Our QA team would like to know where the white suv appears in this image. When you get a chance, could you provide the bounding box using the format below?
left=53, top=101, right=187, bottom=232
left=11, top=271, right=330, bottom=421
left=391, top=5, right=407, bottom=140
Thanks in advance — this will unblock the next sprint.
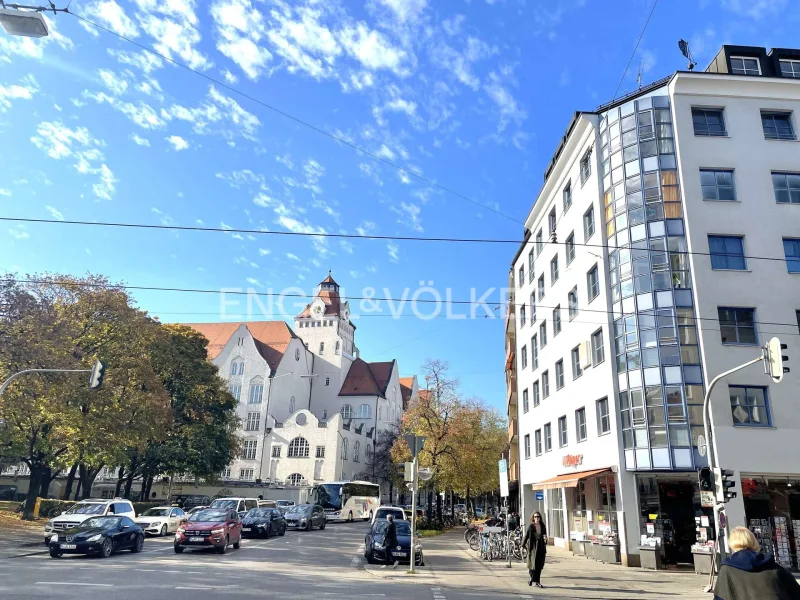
left=371, top=506, right=407, bottom=523
left=44, top=499, right=136, bottom=543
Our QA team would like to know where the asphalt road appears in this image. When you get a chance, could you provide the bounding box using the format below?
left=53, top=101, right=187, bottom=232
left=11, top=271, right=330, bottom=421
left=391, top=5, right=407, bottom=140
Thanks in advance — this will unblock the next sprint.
left=0, top=521, right=440, bottom=600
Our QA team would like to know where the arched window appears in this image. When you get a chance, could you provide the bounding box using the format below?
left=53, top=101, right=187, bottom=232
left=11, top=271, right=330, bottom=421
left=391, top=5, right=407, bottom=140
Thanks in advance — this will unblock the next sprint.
left=288, top=437, right=310, bottom=458
left=289, top=396, right=295, bottom=413
left=356, top=404, right=372, bottom=419
left=230, top=360, right=243, bottom=376
left=319, top=342, right=325, bottom=354
left=287, top=473, right=304, bottom=486
left=353, top=441, right=360, bottom=463
left=340, top=404, right=352, bottom=419
left=341, top=437, right=348, bottom=460
left=365, top=444, right=372, bottom=464
left=335, top=341, right=340, bottom=355
left=248, top=377, right=264, bottom=404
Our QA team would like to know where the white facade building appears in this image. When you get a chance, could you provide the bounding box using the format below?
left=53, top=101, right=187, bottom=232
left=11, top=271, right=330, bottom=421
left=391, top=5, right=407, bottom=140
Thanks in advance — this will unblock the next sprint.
left=511, top=45, right=800, bottom=569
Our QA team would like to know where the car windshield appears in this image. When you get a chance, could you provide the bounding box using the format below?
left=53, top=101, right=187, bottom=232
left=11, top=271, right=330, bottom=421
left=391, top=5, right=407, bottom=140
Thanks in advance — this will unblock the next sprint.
left=376, top=509, right=402, bottom=519
left=64, top=503, right=106, bottom=515
left=286, top=505, right=312, bottom=514
left=189, top=509, right=227, bottom=522
left=141, top=509, right=170, bottom=517
left=245, top=508, right=271, bottom=518
left=210, top=499, right=238, bottom=509
left=374, top=521, right=411, bottom=536
left=277, top=501, right=293, bottom=506
left=82, top=517, right=122, bottom=529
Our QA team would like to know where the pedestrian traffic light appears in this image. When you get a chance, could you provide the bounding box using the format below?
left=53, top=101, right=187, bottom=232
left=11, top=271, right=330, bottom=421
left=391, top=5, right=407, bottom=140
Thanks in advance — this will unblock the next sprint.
left=88, top=360, right=106, bottom=390
left=714, top=468, right=737, bottom=503
left=698, top=467, right=714, bottom=492
left=765, top=337, right=789, bottom=383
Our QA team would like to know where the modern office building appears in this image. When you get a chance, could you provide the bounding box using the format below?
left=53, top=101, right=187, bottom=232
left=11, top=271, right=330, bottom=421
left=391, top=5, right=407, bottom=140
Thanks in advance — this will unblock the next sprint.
left=509, top=45, right=800, bottom=569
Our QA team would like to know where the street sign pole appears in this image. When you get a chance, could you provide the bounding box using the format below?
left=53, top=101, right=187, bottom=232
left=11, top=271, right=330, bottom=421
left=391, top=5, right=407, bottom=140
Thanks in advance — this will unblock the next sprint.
left=410, top=454, right=418, bottom=574
left=498, top=457, right=511, bottom=568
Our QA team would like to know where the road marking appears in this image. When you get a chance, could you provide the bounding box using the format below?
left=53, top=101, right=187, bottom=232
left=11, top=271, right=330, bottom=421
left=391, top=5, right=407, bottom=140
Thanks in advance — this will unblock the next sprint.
left=36, top=582, right=112, bottom=587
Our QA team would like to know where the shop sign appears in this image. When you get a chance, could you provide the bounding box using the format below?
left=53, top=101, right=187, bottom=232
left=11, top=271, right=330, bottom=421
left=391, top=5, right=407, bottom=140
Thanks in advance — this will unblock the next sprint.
left=535, top=491, right=544, bottom=501
left=562, top=454, right=583, bottom=468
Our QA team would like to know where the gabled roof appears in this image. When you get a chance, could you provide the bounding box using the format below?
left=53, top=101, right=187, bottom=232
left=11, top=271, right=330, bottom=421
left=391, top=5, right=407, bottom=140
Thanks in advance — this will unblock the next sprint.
left=183, top=321, right=297, bottom=376
left=297, top=289, right=342, bottom=317
left=399, top=376, right=416, bottom=409
left=339, top=358, right=395, bottom=398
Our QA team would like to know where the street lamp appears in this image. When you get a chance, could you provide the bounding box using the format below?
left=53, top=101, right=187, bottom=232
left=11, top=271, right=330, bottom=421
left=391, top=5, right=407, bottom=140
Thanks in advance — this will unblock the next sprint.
left=0, top=6, right=49, bottom=37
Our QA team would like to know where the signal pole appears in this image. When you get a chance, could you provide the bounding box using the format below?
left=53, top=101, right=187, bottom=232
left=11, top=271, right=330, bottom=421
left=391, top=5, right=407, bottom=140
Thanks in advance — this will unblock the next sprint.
left=0, top=362, right=106, bottom=398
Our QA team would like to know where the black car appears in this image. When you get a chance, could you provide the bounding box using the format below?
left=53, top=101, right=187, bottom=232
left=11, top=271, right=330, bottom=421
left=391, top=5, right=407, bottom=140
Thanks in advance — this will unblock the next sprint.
left=364, top=519, right=423, bottom=566
left=284, top=504, right=326, bottom=531
left=241, top=508, right=286, bottom=538
left=48, top=516, right=144, bottom=559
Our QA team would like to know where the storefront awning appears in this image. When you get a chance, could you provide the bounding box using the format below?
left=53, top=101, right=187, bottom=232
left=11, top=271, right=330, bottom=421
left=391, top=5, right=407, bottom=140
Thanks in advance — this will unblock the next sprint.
left=532, top=468, right=612, bottom=490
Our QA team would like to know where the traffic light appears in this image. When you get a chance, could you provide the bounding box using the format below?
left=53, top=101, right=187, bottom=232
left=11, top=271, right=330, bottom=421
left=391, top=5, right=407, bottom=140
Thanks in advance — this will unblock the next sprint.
left=765, top=337, right=789, bottom=383
left=714, top=468, right=737, bottom=503
left=698, top=467, right=714, bottom=492
left=404, top=462, right=414, bottom=482
left=88, top=360, right=106, bottom=390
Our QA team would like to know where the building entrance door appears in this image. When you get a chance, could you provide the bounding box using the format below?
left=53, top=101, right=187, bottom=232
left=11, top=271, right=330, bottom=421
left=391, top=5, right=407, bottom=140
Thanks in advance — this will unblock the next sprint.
left=658, top=481, right=695, bottom=565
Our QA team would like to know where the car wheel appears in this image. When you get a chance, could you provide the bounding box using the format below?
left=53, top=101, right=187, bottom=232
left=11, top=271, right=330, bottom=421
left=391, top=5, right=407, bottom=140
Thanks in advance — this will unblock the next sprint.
left=131, top=534, right=144, bottom=553
left=233, top=538, right=240, bottom=550
left=320, top=519, right=326, bottom=531
left=160, top=524, right=167, bottom=537
left=174, top=545, right=184, bottom=554
left=217, top=536, right=228, bottom=554
left=278, top=525, right=285, bottom=537
left=306, top=520, right=313, bottom=532
left=367, top=510, right=373, bottom=522
left=100, top=538, right=113, bottom=558
left=49, top=549, right=62, bottom=559
left=366, top=551, right=376, bottom=565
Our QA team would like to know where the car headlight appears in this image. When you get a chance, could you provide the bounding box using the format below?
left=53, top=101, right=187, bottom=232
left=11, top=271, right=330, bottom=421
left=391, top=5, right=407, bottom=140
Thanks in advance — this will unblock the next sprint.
left=45, top=521, right=54, bottom=530
left=87, top=534, right=102, bottom=542
left=151, top=522, right=161, bottom=527
left=51, top=534, right=59, bottom=543
left=374, top=542, right=384, bottom=549
left=211, top=528, right=225, bottom=535
left=300, top=518, right=307, bottom=524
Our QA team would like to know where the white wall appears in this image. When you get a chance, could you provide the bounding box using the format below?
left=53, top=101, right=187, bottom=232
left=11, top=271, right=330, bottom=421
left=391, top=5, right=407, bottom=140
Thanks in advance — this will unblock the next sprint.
left=671, top=73, right=800, bottom=526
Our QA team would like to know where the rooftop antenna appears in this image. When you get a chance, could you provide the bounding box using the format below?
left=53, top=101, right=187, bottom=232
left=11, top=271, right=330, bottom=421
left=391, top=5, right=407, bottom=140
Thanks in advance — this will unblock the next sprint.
left=636, top=58, right=644, bottom=89
left=678, top=39, right=697, bottom=71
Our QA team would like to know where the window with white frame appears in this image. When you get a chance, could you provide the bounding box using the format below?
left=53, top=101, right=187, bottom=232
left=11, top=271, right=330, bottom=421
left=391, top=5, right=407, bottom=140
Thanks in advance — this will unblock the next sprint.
left=288, top=437, right=310, bottom=458
left=583, top=205, right=595, bottom=240
left=555, top=360, right=564, bottom=390
left=550, top=255, right=559, bottom=284
left=540, top=322, right=547, bottom=348
left=553, top=306, right=561, bottom=335
left=558, top=416, right=568, bottom=447
left=587, top=265, right=599, bottom=301
left=536, top=229, right=543, bottom=255
left=548, top=207, right=557, bottom=234
left=575, top=408, right=587, bottom=441
left=272, top=445, right=281, bottom=458
left=730, top=56, right=761, bottom=76
left=592, top=328, right=605, bottom=365
left=229, top=384, right=241, bottom=401
left=566, top=232, right=575, bottom=264
left=288, top=473, right=304, bottom=486
left=597, top=398, right=611, bottom=435
left=563, top=180, right=572, bottom=212
left=245, top=412, right=260, bottom=431
left=780, top=59, right=800, bottom=78
left=538, top=274, right=545, bottom=300
left=521, top=345, right=528, bottom=369
left=248, top=379, right=263, bottom=404
left=531, top=335, right=538, bottom=369
left=522, top=388, right=529, bottom=413
left=520, top=304, right=526, bottom=327
left=528, top=250, right=535, bottom=280
left=316, top=446, right=325, bottom=458
left=341, top=404, right=353, bottom=419
left=533, top=380, right=540, bottom=407
left=542, top=370, right=550, bottom=398
left=534, top=429, right=542, bottom=456
left=580, top=148, right=592, bottom=185
left=571, top=346, right=582, bottom=379
left=222, top=468, right=231, bottom=479
left=524, top=434, right=531, bottom=459
left=544, top=423, right=552, bottom=452
left=357, top=404, right=372, bottom=419
left=519, top=266, right=525, bottom=288
left=239, top=468, right=254, bottom=480
left=242, top=439, right=258, bottom=460
left=568, top=287, right=578, bottom=320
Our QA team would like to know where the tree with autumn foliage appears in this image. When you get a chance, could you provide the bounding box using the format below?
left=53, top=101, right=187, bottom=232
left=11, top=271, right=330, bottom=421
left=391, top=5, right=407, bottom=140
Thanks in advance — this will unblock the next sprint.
left=392, top=359, right=507, bottom=521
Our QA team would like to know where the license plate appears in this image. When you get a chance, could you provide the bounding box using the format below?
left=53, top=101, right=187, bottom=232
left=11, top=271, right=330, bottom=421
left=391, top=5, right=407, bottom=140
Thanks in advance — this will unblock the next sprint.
left=61, top=544, right=77, bottom=550
left=189, top=537, right=205, bottom=542
left=242, top=528, right=251, bottom=532
left=395, top=552, right=407, bottom=557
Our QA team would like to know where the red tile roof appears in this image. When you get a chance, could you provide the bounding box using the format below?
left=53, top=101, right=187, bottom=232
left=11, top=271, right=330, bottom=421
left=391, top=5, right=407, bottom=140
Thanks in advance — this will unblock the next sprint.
left=339, top=358, right=395, bottom=398
left=183, top=321, right=296, bottom=375
left=399, top=376, right=415, bottom=409
left=297, top=289, right=342, bottom=318
left=320, top=272, right=339, bottom=286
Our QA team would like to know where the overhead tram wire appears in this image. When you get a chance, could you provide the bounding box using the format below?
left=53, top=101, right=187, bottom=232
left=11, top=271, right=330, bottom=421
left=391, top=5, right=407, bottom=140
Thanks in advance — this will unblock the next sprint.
left=611, top=0, right=660, bottom=101
left=11, top=279, right=800, bottom=333
left=0, top=216, right=791, bottom=264
left=67, top=11, right=522, bottom=227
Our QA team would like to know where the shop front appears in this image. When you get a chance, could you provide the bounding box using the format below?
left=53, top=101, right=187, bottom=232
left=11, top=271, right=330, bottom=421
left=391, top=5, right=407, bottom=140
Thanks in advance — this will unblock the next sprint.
left=635, top=473, right=715, bottom=568
left=742, top=475, right=800, bottom=573
left=533, top=463, right=620, bottom=561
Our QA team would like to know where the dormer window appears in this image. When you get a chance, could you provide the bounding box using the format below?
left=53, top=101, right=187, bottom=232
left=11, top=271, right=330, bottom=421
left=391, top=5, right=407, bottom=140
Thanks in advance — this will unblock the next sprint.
left=730, top=56, right=760, bottom=76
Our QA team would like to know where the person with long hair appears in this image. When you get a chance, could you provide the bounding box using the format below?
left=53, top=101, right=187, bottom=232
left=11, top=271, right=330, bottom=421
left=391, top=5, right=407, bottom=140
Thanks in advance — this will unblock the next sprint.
left=522, top=511, right=547, bottom=588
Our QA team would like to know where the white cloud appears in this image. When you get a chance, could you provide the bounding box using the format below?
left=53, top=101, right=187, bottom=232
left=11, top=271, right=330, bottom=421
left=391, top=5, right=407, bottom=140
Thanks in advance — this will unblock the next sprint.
left=8, top=228, right=29, bottom=240
left=0, top=76, right=38, bottom=112
left=441, top=14, right=465, bottom=36
left=216, top=169, right=265, bottom=188
left=265, top=3, right=341, bottom=79
left=79, top=0, right=139, bottom=37
left=258, top=248, right=271, bottom=256
left=211, top=0, right=273, bottom=80
left=163, top=85, right=261, bottom=140
left=484, top=67, right=527, bottom=132
left=84, top=91, right=167, bottom=129
left=392, top=201, right=422, bottom=231
left=222, top=69, right=238, bottom=84
left=246, top=277, right=262, bottom=286
left=45, top=205, right=64, bottom=220
left=387, top=242, right=399, bottom=262
left=375, top=144, right=396, bottom=160
left=107, top=48, right=163, bottom=74
left=430, top=36, right=496, bottom=90
left=286, top=252, right=300, bottom=261
left=340, top=240, right=354, bottom=254
left=130, top=133, right=151, bottom=146
left=0, top=14, right=73, bottom=62
left=356, top=221, right=377, bottom=236
left=166, top=135, right=189, bottom=151
left=339, top=22, right=409, bottom=74
left=377, top=0, right=427, bottom=22
left=30, top=121, right=117, bottom=200
left=384, top=97, right=417, bottom=116
left=0, top=189, right=12, bottom=197
left=98, top=69, right=129, bottom=95
left=136, top=1, right=210, bottom=71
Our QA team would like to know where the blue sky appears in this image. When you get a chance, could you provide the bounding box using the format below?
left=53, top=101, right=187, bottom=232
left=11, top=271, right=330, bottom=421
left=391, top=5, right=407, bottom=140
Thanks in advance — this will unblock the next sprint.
left=2, top=0, right=799, bottom=413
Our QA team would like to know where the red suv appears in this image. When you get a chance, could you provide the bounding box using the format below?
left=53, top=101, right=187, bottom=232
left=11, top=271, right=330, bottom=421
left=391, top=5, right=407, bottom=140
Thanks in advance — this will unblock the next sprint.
left=174, top=508, right=242, bottom=554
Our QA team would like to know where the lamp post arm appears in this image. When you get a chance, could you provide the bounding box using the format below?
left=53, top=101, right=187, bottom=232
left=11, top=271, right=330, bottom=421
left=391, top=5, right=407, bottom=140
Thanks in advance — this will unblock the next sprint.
left=0, top=369, right=90, bottom=398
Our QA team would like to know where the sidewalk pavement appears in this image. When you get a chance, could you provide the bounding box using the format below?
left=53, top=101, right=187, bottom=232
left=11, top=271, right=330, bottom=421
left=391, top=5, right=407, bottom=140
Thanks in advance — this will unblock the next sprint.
left=413, top=530, right=710, bottom=599
left=0, top=522, right=47, bottom=559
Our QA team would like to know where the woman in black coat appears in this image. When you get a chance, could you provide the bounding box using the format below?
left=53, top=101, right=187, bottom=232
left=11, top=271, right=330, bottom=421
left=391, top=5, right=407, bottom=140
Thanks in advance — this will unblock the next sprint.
left=522, top=511, right=547, bottom=588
